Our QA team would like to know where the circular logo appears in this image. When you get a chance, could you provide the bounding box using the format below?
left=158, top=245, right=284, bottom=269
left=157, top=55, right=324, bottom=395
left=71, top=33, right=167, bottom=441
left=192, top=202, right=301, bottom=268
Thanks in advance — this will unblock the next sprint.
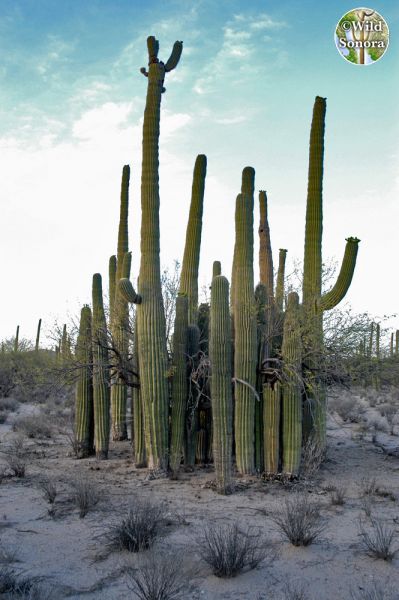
left=335, top=7, right=389, bottom=65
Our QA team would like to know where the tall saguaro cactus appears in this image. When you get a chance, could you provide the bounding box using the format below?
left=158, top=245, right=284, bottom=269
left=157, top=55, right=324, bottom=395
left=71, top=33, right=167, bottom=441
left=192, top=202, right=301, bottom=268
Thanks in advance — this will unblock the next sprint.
left=233, top=167, right=257, bottom=474
left=92, top=274, right=110, bottom=459
left=275, top=249, right=287, bottom=312
left=14, top=326, right=19, bottom=352
left=302, top=96, right=359, bottom=447
left=169, top=295, right=189, bottom=475
left=111, top=166, right=131, bottom=441
left=75, top=305, right=94, bottom=458
left=136, top=36, right=183, bottom=469
left=179, top=154, right=207, bottom=324
left=210, top=275, right=233, bottom=494
left=281, top=292, right=302, bottom=476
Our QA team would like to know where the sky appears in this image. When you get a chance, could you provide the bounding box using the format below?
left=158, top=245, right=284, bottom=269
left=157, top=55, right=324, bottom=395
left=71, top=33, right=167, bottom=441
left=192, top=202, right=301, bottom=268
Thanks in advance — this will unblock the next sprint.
left=0, top=0, right=398, bottom=347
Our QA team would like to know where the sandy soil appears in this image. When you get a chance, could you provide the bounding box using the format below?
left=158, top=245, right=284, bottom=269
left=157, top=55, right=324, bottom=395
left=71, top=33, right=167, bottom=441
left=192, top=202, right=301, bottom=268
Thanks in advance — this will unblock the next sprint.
left=1, top=397, right=399, bottom=600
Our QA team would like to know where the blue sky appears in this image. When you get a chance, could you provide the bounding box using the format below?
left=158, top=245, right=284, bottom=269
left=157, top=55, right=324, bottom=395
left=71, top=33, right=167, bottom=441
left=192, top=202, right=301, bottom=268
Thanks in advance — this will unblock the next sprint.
left=0, top=0, right=398, bottom=345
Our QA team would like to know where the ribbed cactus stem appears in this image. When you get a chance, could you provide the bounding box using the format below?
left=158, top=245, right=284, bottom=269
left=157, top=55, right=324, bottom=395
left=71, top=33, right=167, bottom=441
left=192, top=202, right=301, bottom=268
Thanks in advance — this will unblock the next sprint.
left=35, top=319, right=41, bottom=352
left=263, top=383, right=281, bottom=475
left=230, top=194, right=241, bottom=315
left=212, top=261, right=221, bottom=278
left=118, top=279, right=141, bottom=304
left=396, top=331, right=399, bottom=356
left=109, top=256, right=117, bottom=324
left=92, top=274, right=110, bottom=460
left=210, top=275, right=233, bottom=494
left=137, top=37, right=182, bottom=469
left=318, top=238, right=360, bottom=310
left=234, top=167, right=257, bottom=474
left=281, top=292, right=302, bottom=477
left=368, top=322, right=374, bottom=357
left=169, top=295, right=189, bottom=475
left=275, top=249, right=287, bottom=312
left=179, top=154, right=207, bottom=324
left=390, top=333, right=394, bottom=358
left=75, top=305, right=94, bottom=458
left=259, top=191, right=274, bottom=298
left=255, top=283, right=267, bottom=472
left=376, top=323, right=380, bottom=359
left=132, top=309, right=146, bottom=467
left=14, top=326, right=19, bottom=352
left=116, top=166, right=130, bottom=282
left=198, top=302, right=210, bottom=353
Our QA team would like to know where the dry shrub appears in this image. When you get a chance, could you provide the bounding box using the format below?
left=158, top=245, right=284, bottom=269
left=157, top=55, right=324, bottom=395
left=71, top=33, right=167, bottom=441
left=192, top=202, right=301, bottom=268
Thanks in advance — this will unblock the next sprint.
left=329, top=485, right=346, bottom=506
left=359, top=517, right=398, bottom=561
left=328, top=393, right=366, bottom=423
left=1, top=436, right=29, bottom=478
left=0, top=567, right=50, bottom=599
left=195, top=522, right=273, bottom=577
left=37, top=477, right=57, bottom=504
left=0, top=398, right=19, bottom=412
left=70, top=477, right=100, bottom=518
left=300, top=436, right=324, bottom=480
left=281, top=582, right=310, bottom=600
left=126, top=551, right=186, bottom=600
left=351, top=580, right=396, bottom=600
left=12, top=415, right=53, bottom=439
left=272, top=493, right=325, bottom=547
left=107, top=498, right=166, bottom=553
left=358, top=477, right=378, bottom=498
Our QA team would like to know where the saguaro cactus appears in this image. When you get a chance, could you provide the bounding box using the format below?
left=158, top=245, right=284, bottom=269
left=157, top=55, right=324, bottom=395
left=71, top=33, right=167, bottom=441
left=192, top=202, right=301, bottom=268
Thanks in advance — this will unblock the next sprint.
left=263, top=382, right=281, bottom=475
left=302, top=96, right=359, bottom=447
left=111, top=166, right=131, bottom=441
left=136, top=36, right=183, bottom=469
left=281, top=292, right=302, bottom=477
left=14, top=326, right=19, bottom=352
left=132, top=308, right=146, bottom=467
left=92, top=274, right=110, bottom=459
left=35, top=319, right=42, bottom=352
left=275, top=249, right=287, bottom=312
left=233, top=167, right=257, bottom=474
left=169, top=295, right=189, bottom=475
left=184, top=324, right=200, bottom=468
left=179, top=154, right=207, bottom=324
left=108, top=255, right=117, bottom=325
left=75, top=305, right=94, bottom=458
left=210, top=275, right=233, bottom=494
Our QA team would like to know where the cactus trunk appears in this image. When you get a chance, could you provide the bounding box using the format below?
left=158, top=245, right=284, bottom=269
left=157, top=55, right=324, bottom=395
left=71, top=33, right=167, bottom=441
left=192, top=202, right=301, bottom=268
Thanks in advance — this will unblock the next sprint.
left=210, top=275, right=233, bottom=494
left=35, top=319, right=42, bottom=352
left=75, top=305, right=94, bottom=457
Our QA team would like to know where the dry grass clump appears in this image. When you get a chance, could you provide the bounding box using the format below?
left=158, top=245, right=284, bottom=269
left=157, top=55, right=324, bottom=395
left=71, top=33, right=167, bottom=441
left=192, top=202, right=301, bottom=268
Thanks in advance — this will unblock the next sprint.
left=281, top=582, right=310, bottom=600
left=272, top=493, right=325, bottom=547
left=351, top=580, right=396, bottom=600
left=300, top=435, right=324, bottom=480
left=0, top=567, right=50, bottom=599
left=195, top=522, right=273, bottom=577
left=70, top=477, right=100, bottom=518
left=37, top=477, right=57, bottom=504
left=377, top=404, right=398, bottom=435
left=126, top=552, right=187, bottom=600
left=1, top=436, right=29, bottom=478
left=359, top=517, right=398, bottom=561
left=107, top=498, right=166, bottom=553
left=12, top=414, right=53, bottom=439
left=329, top=485, right=346, bottom=506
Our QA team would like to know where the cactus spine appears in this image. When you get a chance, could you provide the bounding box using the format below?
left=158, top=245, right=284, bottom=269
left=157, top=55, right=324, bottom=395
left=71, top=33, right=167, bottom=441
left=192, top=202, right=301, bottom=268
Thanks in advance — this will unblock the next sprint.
left=210, top=275, right=233, bottom=494
left=302, top=96, right=359, bottom=447
left=169, top=295, right=189, bottom=475
left=233, top=167, right=257, bottom=474
left=92, top=274, right=110, bottom=459
left=179, top=154, right=207, bottom=324
left=137, top=36, right=182, bottom=469
left=75, top=305, right=94, bottom=457
left=35, top=319, right=42, bottom=352
left=281, top=292, right=302, bottom=476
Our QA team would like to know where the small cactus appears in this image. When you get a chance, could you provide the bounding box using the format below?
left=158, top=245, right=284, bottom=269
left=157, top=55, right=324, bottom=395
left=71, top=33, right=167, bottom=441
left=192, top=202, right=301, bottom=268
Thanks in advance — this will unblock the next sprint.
left=75, top=305, right=94, bottom=458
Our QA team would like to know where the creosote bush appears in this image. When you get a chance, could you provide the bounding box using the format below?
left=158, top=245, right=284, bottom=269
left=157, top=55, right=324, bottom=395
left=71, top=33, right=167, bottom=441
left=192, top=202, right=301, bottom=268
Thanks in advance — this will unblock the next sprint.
left=107, top=498, right=166, bottom=553
left=272, top=493, right=325, bottom=547
left=195, top=522, right=272, bottom=578
left=126, top=551, right=186, bottom=600
left=359, top=517, right=398, bottom=561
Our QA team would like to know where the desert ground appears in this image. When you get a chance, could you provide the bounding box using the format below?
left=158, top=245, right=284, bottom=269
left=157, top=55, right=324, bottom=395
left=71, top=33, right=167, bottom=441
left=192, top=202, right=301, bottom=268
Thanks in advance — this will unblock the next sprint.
left=1, top=390, right=399, bottom=600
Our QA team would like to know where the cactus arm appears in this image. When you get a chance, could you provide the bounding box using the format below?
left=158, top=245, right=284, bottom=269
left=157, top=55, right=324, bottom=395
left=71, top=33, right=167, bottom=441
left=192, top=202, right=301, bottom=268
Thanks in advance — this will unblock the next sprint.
left=258, top=190, right=274, bottom=298
left=116, top=166, right=130, bottom=282
left=14, top=325, right=19, bottom=352
left=118, top=278, right=142, bottom=304
left=179, top=154, right=207, bottom=324
left=147, top=36, right=159, bottom=62
left=108, top=256, right=117, bottom=324
left=212, top=260, right=221, bottom=278
left=318, top=237, right=360, bottom=311
left=35, top=319, right=42, bottom=352
left=275, top=248, right=288, bottom=312
left=164, top=41, right=183, bottom=72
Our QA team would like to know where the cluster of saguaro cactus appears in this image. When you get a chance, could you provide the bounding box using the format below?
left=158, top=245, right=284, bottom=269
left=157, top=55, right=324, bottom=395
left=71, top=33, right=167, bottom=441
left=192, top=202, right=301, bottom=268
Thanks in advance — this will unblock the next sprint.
left=73, top=38, right=362, bottom=486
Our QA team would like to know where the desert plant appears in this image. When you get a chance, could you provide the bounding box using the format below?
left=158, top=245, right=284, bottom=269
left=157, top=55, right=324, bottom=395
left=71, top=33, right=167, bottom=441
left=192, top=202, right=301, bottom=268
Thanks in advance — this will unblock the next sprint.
left=74, top=305, right=94, bottom=457
left=359, top=477, right=378, bottom=497
left=359, top=517, right=398, bottom=561
left=126, top=551, right=186, bottom=600
left=281, top=582, right=310, bottom=600
left=37, top=477, right=57, bottom=504
left=107, top=498, right=166, bottom=552
left=12, top=415, right=53, bottom=439
left=0, top=567, right=48, bottom=598
left=272, top=493, right=325, bottom=546
left=351, top=580, right=396, bottom=600
left=195, top=522, right=272, bottom=578
left=300, top=434, right=324, bottom=480
left=70, top=477, right=100, bottom=518
left=329, top=485, right=346, bottom=506
left=0, top=398, right=19, bottom=412
left=1, top=436, right=29, bottom=477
